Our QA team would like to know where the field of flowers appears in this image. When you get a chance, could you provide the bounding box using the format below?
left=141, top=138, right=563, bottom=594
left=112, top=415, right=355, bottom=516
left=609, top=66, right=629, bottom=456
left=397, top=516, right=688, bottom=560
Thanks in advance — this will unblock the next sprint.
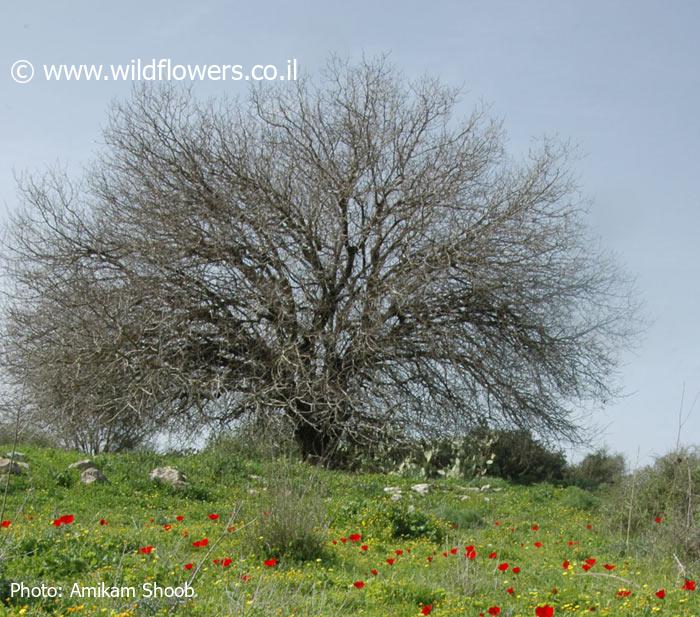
left=0, top=444, right=696, bottom=617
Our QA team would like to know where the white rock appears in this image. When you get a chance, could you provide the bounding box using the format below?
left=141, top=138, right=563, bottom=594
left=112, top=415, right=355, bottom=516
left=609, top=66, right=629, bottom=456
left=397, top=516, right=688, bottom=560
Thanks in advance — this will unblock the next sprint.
left=411, top=483, right=431, bottom=495
left=149, top=466, right=187, bottom=489
left=68, top=460, right=97, bottom=472
left=80, top=468, right=107, bottom=484
left=0, top=458, right=25, bottom=474
left=390, top=493, right=402, bottom=501
left=383, top=486, right=402, bottom=494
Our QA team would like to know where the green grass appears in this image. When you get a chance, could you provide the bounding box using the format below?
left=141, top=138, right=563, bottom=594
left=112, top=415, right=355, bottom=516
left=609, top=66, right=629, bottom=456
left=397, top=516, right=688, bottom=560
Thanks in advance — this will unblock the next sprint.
left=0, top=444, right=696, bottom=617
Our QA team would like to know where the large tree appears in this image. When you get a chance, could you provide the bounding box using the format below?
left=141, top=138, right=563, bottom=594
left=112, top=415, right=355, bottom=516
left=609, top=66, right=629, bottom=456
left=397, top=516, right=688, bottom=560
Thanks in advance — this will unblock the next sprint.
left=0, top=58, right=637, bottom=459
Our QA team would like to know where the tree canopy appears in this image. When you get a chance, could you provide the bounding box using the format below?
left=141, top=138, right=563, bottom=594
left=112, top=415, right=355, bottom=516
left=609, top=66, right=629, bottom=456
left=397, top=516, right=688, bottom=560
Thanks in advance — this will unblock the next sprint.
left=0, top=58, right=638, bottom=459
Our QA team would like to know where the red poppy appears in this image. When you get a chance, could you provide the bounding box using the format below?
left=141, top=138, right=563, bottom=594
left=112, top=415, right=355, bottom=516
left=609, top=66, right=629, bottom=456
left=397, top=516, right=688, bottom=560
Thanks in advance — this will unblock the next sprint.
left=175, top=515, right=185, bottom=522
left=562, top=560, right=570, bottom=570
left=497, top=562, right=509, bottom=571
left=535, top=606, right=555, bottom=617
left=582, top=563, right=592, bottom=572
left=617, top=589, right=632, bottom=597
left=682, top=579, right=696, bottom=591
left=353, top=581, right=365, bottom=589
left=427, top=555, right=433, bottom=562
left=586, top=524, right=593, bottom=530
left=227, top=525, right=236, bottom=532
left=506, top=587, right=514, bottom=595
left=396, top=549, right=404, bottom=556
left=512, top=567, right=521, bottom=574
left=654, top=516, right=663, bottom=524
left=449, top=547, right=458, bottom=555
left=208, top=513, right=220, bottom=521
left=487, top=607, right=501, bottom=616
left=241, top=574, right=250, bottom=582
left=361, top=544, right=369, bottom=551
left=163, top=524, right=172, bottom=531
left=192, top=538, right=209, bottom=548
left=494, top=520, right=501, bottom=526
left=585, top=558, right=597, bottom=566
left=184, top=563, right=194, bottom=570
left=332, top=540, right=338, bottom=545
left=222, top=558, right=232, bottom=567
left=139, top=545, right=154, bottom=554
left=421, top=606, right=433, bottom=616
left=442, top=551, right=448, bottom=557
left=264, top=558, right=278, bottom=567
left=567, top=540, right=577, bottom=546
left=1, top=520, right=11, bottom=528
left=99, top=518, right=108, bottom=526
left=488, top=552, right=497, bottom=559
left=603, top=564, right=615, bottom=571
left=655, top=589, right=665, bottom=599
left=386, top=558, right=395, bottom=566
left=349, top=533, right=362, bottom=542
left=465, top=545, right=475, bottom=552
left=371, top=568, right=378, bottom=576
left=534, top=541, right=543, bottom=548
left=340, top=537, right=347, bottom=544
left=466, top=549, right=477, bottom=560
left=52, top=514, right=75, bottom=527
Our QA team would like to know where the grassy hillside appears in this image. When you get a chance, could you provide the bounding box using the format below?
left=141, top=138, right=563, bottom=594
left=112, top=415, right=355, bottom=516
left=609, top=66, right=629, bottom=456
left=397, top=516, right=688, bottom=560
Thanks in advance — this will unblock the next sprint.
left=0, top=444, right=696, bottom=617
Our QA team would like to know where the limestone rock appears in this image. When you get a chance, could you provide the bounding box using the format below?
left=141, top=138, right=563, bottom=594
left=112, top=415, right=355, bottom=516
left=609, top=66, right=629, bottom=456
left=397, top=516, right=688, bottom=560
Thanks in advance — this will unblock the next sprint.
left=0, top=458, right=25, bottom=474
left=68, top=460, right=97, bottom=472
left=80, top=467, right=107, bottom=484
left=411, top=483, right=431, bottom=495
left=149, top=466, right=187, bottom=489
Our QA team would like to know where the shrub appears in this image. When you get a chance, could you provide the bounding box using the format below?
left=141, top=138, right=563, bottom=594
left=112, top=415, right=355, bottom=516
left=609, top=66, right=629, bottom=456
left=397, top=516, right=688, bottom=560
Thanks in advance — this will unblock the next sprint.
left=487, top=429, right=567, bottom=484
left=385, top=504, right=445, bottom=543
left=251, top=458, right=330, bottom=562
left=567, top=448, right=625, bottom=489
left=603, top=447, right=700, bottom=564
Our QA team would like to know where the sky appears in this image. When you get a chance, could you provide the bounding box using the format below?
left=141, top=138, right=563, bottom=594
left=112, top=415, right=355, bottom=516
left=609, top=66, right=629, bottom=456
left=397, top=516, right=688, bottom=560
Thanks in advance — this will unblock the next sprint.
left=1, top=1, right=698, bottom=465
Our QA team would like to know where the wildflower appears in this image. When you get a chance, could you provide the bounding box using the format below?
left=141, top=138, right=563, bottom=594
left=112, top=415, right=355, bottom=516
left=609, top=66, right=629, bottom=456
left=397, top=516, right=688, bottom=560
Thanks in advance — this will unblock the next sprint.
left=192, top=538, right=209, bottom=548
left=222, top=558, right=232, bottom=567
left=52, top=514, right=74, bottom=527
left=562, top=560, right=570, bottom=570
left=506, top=587, right=514, bottom=595
left=531, top=524, right=540, bottom=531
left=349, top=533, right=362, bottom=542
left=361, top=544, right=369, bottom=551
left=655, top=589, right=665, bottom=599
left=421, top=606, right=433, bottom=615
left=534, top=541, right=543, bottom=548
left=175, top=515, right=185, bottom=522
left=603, top=564, right=615, bottom=571
left=512, top=566, right=521, bottom=574
left=139, top=546, right=154, bottom=554
left=264, top=558, right=278, bottom=567
left=488, top=607, right=501, bottom=615
left=208, top=513, right=220, bottom=521
left=616, top=589, right=632, bottom=597
left=99, top=519, right=108, bottom=526
left=654, top=516, right=663, bottom=524
left=488, top=552, right=497, bottom=559
left=466, top=549, right=477, bottom=560
left=371, top=569, right=378, bottom=576
left=535, top=606, right=555, bottom=617
left=386, top=558, right=395, bottom=566
left=241, top=574, right=250, bottom=582
left=498, top=563, right=509, bottom=571
left=353, top=580, right=365, bottom=589
left=184, top=563, right=194, bottom=570
left=396, top=549, right=404, bottom=556
left=682, top=579, right=696, bottom=591
left=1, top=520, right=11, bottom=528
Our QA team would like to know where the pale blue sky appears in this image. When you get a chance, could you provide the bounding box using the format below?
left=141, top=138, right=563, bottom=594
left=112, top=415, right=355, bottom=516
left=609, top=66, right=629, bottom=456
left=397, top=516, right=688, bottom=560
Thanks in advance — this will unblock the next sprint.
left=2, top=1, right=698, bottom=464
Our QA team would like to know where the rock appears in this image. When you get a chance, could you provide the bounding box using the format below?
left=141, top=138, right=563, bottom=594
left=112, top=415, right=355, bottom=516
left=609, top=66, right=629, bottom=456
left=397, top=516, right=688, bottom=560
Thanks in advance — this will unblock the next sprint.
left=0, top=458, right=25, bottom=474
left=411, top=483, right=431, bottom=495
left=480, top=484, right=491, bottom=492
left=149, top=466, right=187, bottom=489
left=80, top=468, right=107, bottom=484
left=5, top=451, right=27, bottom=462
left=460, top=495, right=471, bottom=501
left=383, top=486, right=402, bottom=494
left=390, top=493, right=402, bottom=501
left=68, top=460, right=97, bottom=472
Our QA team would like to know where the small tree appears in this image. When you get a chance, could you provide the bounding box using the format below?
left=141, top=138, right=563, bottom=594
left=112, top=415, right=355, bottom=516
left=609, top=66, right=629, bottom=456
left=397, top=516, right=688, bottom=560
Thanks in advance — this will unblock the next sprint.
left=0, top=57, right=638, bottom=460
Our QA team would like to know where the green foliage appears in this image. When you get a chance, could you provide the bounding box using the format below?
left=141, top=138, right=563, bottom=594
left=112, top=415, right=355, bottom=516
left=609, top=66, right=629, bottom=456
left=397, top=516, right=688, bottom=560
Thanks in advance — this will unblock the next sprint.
left=487, top=429, right=567, bottom=484
left=251, top=458, right=331, bottom=562
left=567, top=448, right=625, bottom=489
left=385, top=504, right=445, bottom=543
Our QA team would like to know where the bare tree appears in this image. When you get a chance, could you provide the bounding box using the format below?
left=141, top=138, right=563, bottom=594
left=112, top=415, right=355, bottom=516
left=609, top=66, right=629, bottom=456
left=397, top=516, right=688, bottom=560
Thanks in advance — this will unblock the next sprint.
left=0, top=57, right=638, bottom=460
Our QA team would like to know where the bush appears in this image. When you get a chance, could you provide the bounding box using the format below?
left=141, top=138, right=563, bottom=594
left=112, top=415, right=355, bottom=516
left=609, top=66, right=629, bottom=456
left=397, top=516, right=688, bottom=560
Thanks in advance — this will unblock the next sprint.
left=603, top=447, right=700, bottom=564
left=385, top=504, right=445, bottom=543
left=566, top=448, right=625, bottom=489
left=487, top=429, right=567, bottom=484
left=251, top=458, right=330, bottom=562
